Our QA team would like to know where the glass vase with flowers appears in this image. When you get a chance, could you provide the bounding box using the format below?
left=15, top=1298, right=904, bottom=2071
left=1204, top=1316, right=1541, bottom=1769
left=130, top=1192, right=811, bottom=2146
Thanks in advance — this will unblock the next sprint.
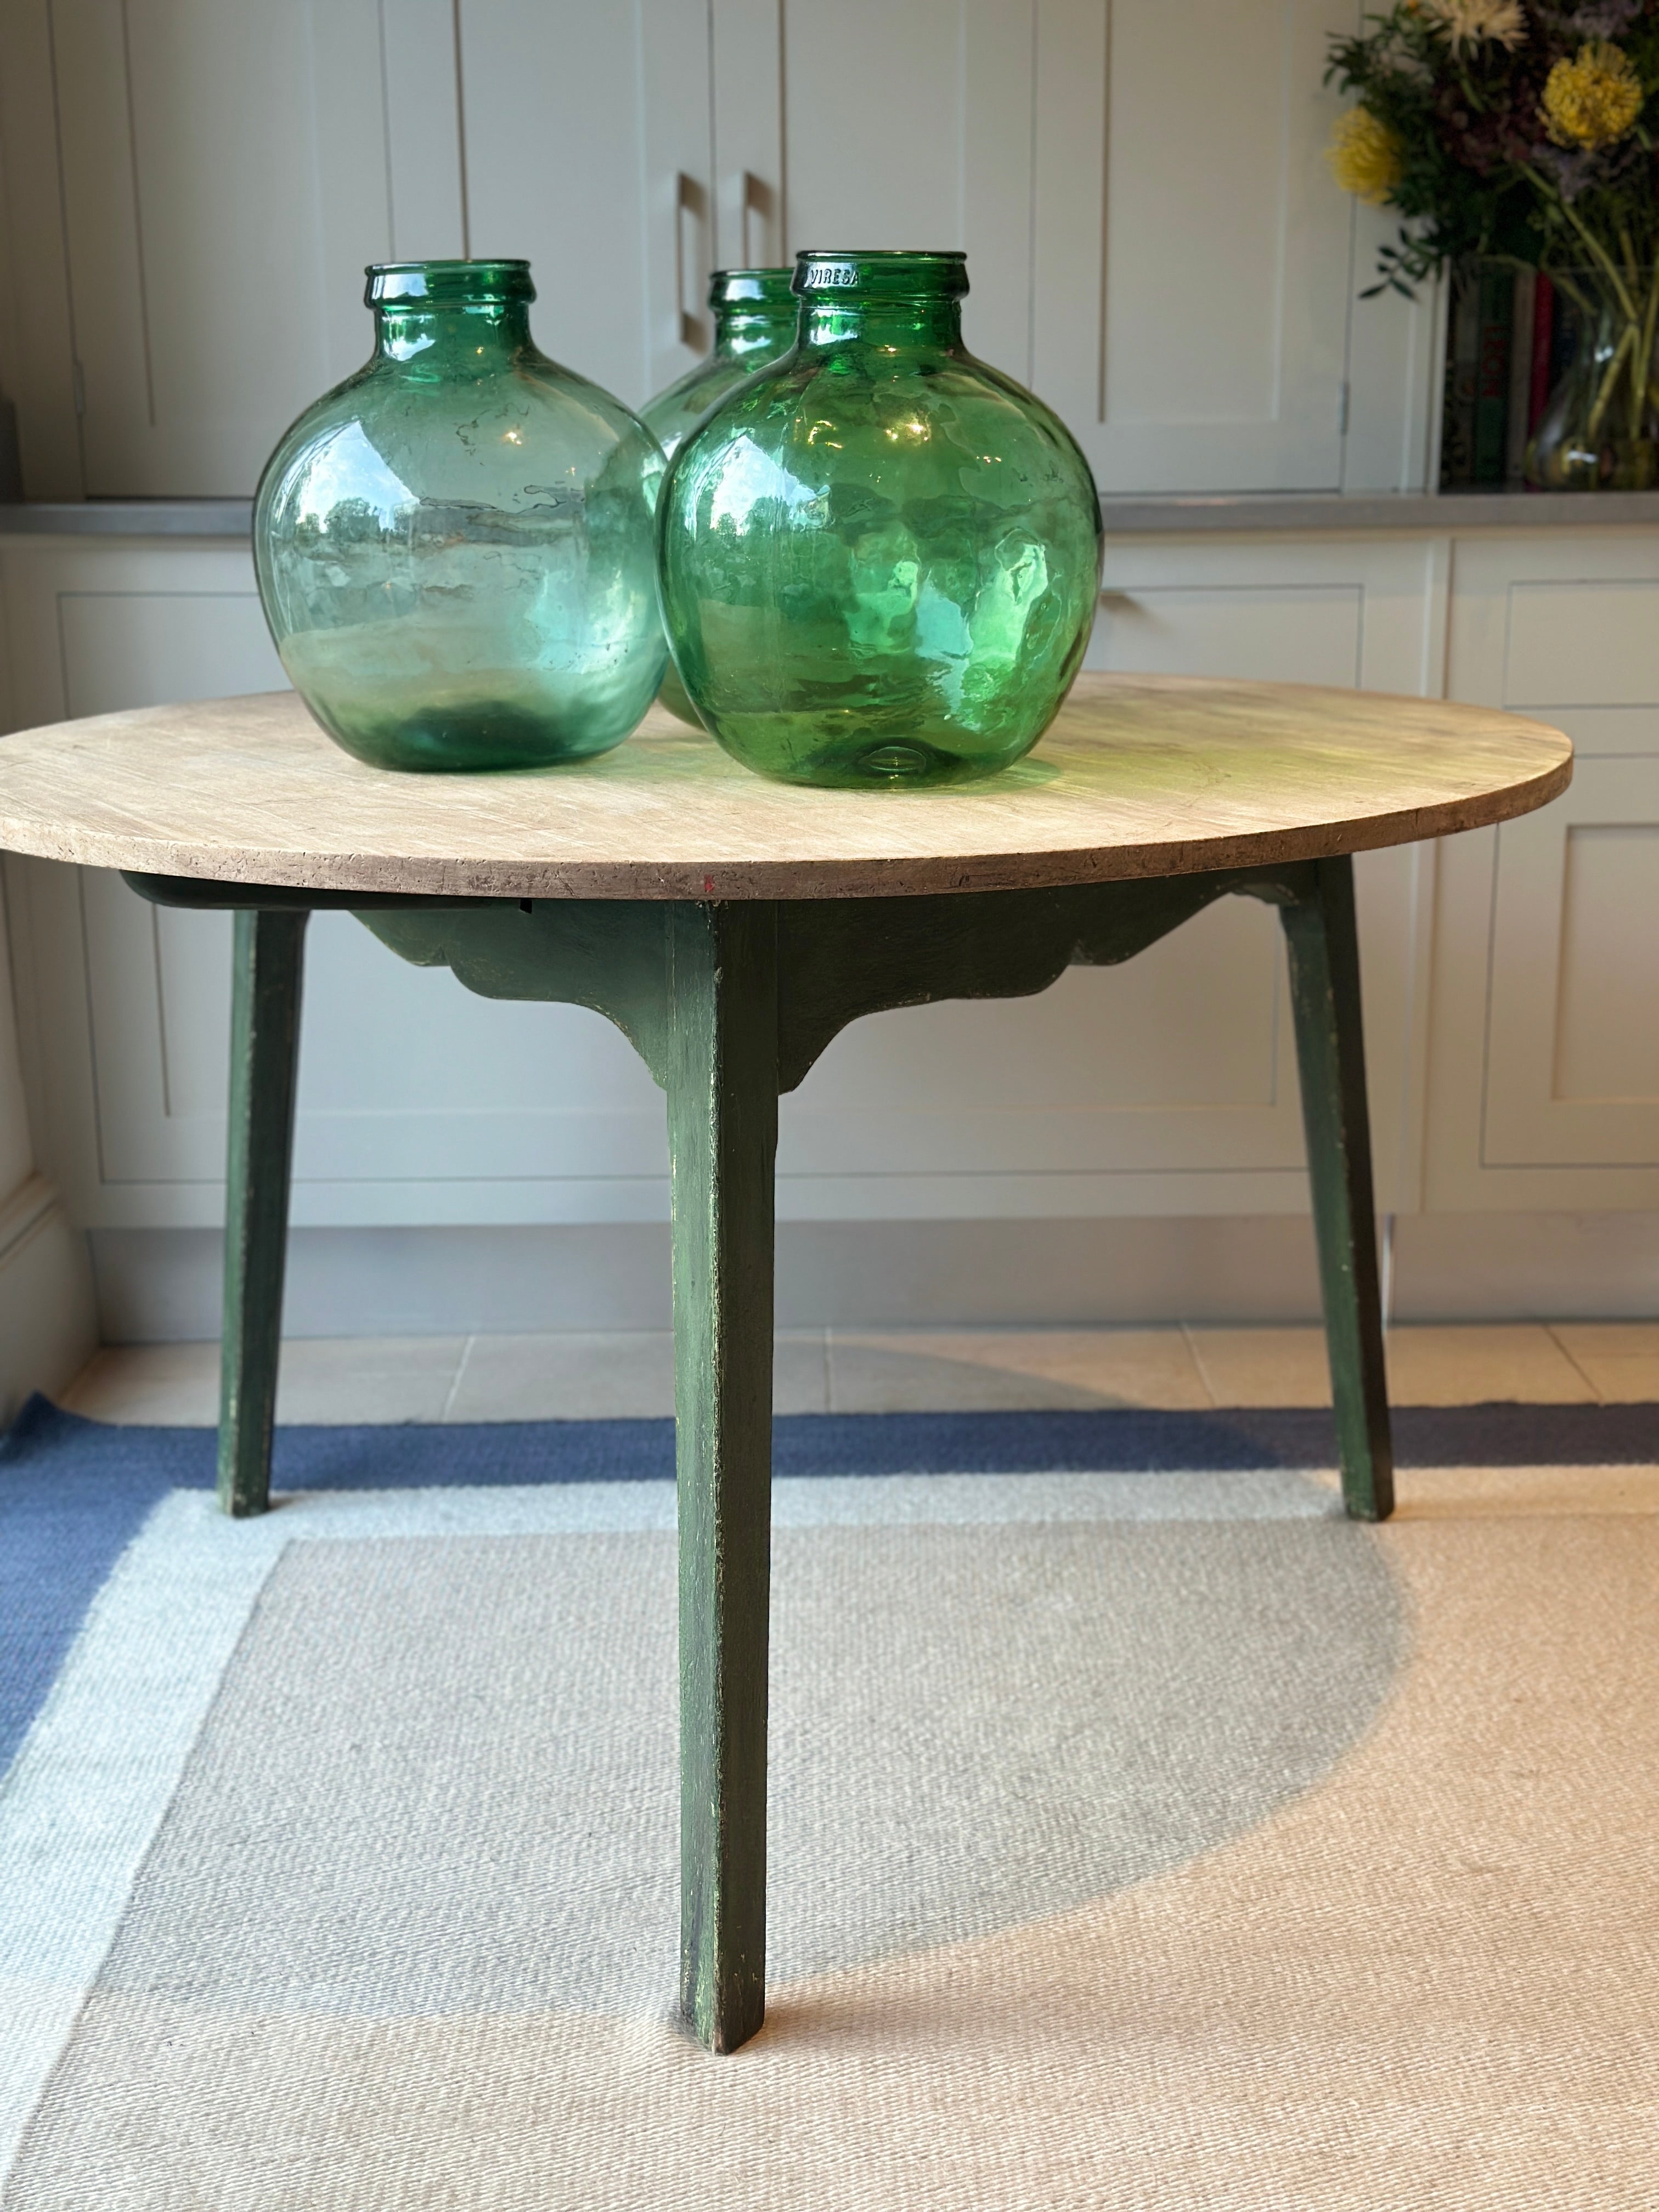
left=1325, top=2, right=1659, bottom=489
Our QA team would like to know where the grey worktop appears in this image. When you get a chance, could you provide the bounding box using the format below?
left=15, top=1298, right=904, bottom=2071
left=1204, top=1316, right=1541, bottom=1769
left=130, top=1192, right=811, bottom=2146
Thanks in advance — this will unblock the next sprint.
left=0, top=500, right=254, bottom=537
left=6, top=488, right=1659, bottom=539
left=1095, top=488, right=1659, bottom=533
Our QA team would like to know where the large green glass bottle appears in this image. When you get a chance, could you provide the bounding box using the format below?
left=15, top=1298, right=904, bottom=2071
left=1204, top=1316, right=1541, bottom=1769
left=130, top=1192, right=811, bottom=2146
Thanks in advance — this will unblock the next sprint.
left=657, top=250, right=1103, bottom=787
left=641, top=268, right=797, bottom=727
left=255, top=260, right=666, bottom=772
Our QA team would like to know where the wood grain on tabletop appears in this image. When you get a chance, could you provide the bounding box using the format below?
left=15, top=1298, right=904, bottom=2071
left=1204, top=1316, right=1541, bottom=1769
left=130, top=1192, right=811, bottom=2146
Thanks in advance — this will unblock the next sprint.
left=0, top=673, right=1572, bottom=900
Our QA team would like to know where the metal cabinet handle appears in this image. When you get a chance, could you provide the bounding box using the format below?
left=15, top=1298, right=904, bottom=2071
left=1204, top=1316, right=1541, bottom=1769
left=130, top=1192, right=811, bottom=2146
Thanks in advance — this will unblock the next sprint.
left=738, top=170, right=772, bottom=269
left=675, top=172, right=707, bottom=349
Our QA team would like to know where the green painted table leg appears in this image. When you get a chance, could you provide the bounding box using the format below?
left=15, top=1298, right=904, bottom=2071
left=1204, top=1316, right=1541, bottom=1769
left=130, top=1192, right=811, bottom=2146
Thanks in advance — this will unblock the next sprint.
left=665, top=902, right=778, bottom=2053
left=218, top=907, right=309, bottom=1518
left=1279, top=857, right=1395, bottom=1522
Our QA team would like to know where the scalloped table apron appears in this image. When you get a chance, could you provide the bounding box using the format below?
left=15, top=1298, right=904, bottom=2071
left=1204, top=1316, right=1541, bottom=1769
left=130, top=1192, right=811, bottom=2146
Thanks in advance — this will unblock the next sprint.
left=0, top=670, right=1573, bottom=2054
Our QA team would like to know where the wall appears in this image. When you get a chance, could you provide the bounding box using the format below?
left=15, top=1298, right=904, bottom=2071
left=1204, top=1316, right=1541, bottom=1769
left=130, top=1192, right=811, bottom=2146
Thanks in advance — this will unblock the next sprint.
left=0, top=538, right=99, bottom=1408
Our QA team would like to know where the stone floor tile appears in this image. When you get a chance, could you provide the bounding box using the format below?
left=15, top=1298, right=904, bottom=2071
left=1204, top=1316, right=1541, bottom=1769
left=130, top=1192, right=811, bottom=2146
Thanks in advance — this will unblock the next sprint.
left=827, top=1328, right=1210, bottom=1413
left=1548, top=1323, right=1659, bottom=1404
left=1384, top=1324, right=1596, bottom=1407
left=443, top=1330, right=828, bottom=1421
left=60, top=1336, right=469, bottom=1426
left=1183, top=1327, right=1332, bottom=1408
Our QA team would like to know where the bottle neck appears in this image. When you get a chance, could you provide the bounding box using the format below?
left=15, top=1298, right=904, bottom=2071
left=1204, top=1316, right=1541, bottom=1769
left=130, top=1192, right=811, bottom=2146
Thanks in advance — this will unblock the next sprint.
left=715, top=306, right=798, bottom=363
left=373, top=299, right=535, bottom=370
left=797, top=295, right=964, bottom=353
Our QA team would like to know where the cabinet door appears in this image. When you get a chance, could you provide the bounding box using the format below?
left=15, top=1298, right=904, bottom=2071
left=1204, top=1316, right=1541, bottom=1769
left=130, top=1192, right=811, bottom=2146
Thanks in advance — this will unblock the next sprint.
left=784, top=535, right=1443, bottom=1222
left=0, top=539, right=668, bottom=1236
left=462, top=0, right=714, bottom=410
left=1430, top=537, right=1659, bottom=1210
left=725, top=0, right=1361, bottom=490
left=50, top=0, right=400, bottom=496
left=747, top=0, right=1038, bottom=380
left=1485, top=755, right=1659, bottom=1167
left=1034, top=0, right=1357, bottom=493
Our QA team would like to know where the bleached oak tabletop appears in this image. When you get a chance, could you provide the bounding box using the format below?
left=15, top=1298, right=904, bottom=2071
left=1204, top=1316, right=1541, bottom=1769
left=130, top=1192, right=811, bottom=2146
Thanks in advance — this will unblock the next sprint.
left=0, top=672, right=1572, bottom=900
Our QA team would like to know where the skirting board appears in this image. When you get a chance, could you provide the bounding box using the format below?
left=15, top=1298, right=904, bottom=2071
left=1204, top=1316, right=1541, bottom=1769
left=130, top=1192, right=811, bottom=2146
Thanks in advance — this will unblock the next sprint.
left=0, top=1177, right=97, bottom=1417
left=87, top=1211, right=1659, bottom=1343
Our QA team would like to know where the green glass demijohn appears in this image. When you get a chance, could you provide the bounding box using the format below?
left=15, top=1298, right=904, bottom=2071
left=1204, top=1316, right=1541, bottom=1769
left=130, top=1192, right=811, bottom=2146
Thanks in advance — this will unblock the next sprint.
left=641, top=267, right=798, bottom=727
left=255, top=259, right=667, bottom=772
left=657, top=250, right=1103, bottom=786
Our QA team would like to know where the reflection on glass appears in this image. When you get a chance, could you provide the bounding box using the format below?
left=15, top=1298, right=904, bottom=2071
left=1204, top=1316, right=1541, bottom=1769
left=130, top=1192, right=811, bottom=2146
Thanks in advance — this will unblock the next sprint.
left=256, top=260, right=666, bottom=773
left=640, top=268, right=798, bottom=728
left=658, top=251, right=1103, bottom=788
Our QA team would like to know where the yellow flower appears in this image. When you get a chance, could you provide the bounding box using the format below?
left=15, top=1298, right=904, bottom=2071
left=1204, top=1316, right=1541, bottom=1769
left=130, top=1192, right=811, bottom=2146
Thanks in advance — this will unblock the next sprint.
left=1326, top=108, right=1405, bottom=205
left=1542, top=42, right=1645, bottom=150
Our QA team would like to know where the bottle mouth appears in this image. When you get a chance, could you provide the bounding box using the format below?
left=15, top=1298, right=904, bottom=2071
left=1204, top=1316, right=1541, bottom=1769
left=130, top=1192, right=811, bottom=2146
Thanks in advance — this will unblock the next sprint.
left=793, top=250, right=968, bottom=301
left=710, top=267, right=797, bottom=311
left=366, top=259, right=535, bottom=309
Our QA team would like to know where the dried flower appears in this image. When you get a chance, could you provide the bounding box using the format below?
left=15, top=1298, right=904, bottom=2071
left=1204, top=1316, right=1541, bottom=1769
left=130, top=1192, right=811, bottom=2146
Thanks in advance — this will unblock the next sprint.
left=1565, top=3, right=1643, bottom=36
left=1327, top=107, right=1407, bottom=202
left=1542, top=41, right=1646, bottom=146
left=1421, top=1, right=1529, bottom=55
left=1533, top=140, right=1605, bottom=198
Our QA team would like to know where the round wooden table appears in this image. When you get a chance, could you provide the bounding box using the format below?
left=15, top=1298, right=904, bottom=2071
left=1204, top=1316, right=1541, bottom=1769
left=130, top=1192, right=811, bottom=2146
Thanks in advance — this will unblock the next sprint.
left=0, top=672, right=1571, bottom=2054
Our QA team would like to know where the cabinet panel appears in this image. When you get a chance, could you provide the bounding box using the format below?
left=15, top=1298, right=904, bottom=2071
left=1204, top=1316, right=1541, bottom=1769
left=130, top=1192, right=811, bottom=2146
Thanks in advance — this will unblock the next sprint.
left=1555, top=827, right=1659, bottom=1102
left=461, top=0, right=713, bottom=409
left=777, top=0, right=1036, bottom=380
left=1483, top=756, right=1659, bottom=1167
left=1504, top=580, right=1659, bottom=709
left=57, top=591, right=283, bottom=718
left=1428, top=533, right=1659, bottom=1209
left=50, top=0, right=398, bottom=496
left=1034, top=0, right=1356, bottom=492
left=1092, top=586, right=1361, bottom=687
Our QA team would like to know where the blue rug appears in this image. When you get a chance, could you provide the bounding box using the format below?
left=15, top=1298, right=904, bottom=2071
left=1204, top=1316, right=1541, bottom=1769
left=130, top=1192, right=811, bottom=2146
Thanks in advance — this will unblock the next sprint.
left=3, top=1391, right=1655, bottom=1780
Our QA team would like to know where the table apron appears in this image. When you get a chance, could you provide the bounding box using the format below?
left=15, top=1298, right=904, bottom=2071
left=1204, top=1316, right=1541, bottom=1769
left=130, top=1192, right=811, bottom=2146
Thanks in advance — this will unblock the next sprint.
left=123, top=864, right=1321, bottom=1096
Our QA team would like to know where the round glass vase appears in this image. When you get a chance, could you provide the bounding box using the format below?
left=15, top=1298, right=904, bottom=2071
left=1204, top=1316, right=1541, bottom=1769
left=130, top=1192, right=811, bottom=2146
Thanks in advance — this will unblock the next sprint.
left=641, top=268, right=798, bottom=728
left=1525, top=266, right=1659, bottom=492
left=657, top=250, right=1104, bottom=788
left=255, top=259, right=667, bottom=772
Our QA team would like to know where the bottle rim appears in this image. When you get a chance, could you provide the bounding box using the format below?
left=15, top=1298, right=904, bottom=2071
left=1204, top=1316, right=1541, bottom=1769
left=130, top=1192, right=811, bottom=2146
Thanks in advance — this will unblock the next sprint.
left=365, top=259, right=535, bottom=308
left=708, top=267, right=797, bottom=309
left=793, top=250, right=968, bottom=299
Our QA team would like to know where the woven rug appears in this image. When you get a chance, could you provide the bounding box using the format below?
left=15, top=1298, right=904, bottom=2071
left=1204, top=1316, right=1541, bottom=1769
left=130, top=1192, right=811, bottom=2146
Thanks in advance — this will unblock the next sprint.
left=2, top=1397, right=1657, bottom=2209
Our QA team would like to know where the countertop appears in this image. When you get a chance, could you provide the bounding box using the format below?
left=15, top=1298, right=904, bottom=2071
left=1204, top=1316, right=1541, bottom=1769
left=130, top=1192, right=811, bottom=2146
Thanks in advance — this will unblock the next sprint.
left=7, top=489, right=1659, bottom=538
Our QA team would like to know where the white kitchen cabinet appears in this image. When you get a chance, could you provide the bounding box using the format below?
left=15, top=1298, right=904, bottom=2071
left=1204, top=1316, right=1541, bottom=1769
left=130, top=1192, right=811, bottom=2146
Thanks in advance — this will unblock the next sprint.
left=2, top=0, right=1427, bottom=495
left=460, top=0, right=713, bottom=410
left=1032, top=0, right=1372, bottom=493
left=0, top=537, right=667, bottom=1233
left=0, top=523, right=1441, bottom=1244
left=1428, top=535, right=1659, bottom=1210
left=46, top=0, right=396, bottom=496
left=5, top=511, right=1654, bottom=1333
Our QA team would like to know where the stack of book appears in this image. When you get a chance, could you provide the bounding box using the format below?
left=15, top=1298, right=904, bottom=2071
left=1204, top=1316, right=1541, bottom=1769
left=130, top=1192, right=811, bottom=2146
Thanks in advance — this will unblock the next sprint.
left=1439, top=263, right=1569, bottom=489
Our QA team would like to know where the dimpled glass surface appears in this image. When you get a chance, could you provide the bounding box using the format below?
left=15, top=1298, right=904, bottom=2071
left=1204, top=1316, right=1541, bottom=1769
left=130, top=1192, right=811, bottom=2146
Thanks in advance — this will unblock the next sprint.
left=255, top=260, right=666, bottom=773
left=658, top=251, right=1103, bottom=787
left=641, top=269, right=798, bottom=729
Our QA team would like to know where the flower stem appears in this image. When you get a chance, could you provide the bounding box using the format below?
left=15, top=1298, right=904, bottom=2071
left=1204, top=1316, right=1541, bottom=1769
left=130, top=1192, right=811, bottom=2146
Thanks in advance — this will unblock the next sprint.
left=1589, top=320, right=1636, bottom=443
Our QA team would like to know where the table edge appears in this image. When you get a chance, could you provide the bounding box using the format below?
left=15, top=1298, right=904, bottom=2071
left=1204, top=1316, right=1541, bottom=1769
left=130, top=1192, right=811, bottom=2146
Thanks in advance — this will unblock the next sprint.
left=0, top=753, right=1573, bottom=900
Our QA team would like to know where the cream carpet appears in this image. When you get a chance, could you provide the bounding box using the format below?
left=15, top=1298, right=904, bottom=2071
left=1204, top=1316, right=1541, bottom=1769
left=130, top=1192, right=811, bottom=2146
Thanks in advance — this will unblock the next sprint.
left=3, top=1460, right=1656, bottom=2208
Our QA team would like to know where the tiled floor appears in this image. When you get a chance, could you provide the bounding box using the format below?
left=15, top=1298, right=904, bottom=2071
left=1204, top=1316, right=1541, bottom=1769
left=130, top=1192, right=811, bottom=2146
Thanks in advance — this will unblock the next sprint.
left=59, top=1320, right=1659, bottom=1426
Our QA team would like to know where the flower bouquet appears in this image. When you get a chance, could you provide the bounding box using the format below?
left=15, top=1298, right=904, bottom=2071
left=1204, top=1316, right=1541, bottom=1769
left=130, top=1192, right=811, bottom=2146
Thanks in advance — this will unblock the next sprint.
left=1326, top=2, right=1659, bottom=487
